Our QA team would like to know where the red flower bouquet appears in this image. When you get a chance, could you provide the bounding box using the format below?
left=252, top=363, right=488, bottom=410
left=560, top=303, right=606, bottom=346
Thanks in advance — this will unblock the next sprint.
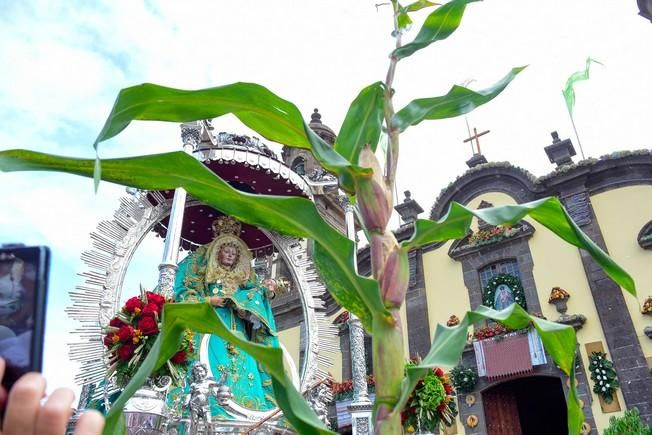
left=103, top=290, right=195, bottom=387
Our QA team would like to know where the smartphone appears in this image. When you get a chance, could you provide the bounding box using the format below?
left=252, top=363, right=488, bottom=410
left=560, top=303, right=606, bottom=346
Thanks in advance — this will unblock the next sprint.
left=0, top=245, right=50, bottom=390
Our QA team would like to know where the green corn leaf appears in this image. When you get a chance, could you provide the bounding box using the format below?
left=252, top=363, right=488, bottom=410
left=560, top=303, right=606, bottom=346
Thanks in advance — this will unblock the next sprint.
left=392, top=66, right=526, bottom=131
left=404, top=0, right=440, bottom=12
left=334, top=82, right=385, bottom=164
left=392, top=0, right=480, bottom=60
left=392, top=304, right=583, bottom=435
left=103, top=303, right=335, bottom=435
left=397, top=10, right=413, bottom=31
left=0, top=149, right=387, bottom=330
left=402, top=196, right=636, bottom=297
left=93, top=82, right=368, bottom=192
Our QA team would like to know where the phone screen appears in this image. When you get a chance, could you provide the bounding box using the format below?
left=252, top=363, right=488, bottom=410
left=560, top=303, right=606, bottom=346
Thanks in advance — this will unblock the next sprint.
left=0, top=246, right=49, bottom=389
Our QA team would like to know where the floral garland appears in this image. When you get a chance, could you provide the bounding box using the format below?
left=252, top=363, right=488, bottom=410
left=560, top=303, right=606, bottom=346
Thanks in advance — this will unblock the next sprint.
left=589, top=351, right=619, bottom=403
left=641, top=296, right=652, bottom=315
left=402, top=364, right=457, bottom=433
left=103, top=291, right=195, bottom=387
left=467, top=225, right=516, bottom=247
left=482, top=273, right=527, bottom=311
left=472, top=322, right=530, bottom=341
left=548, top=286, right=570, bottom=303
left=450, top=365, right=478, bottom=393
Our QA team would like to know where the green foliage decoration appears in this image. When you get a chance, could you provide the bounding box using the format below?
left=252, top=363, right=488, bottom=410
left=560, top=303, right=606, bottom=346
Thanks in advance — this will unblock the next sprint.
left=482, top=273, right=527, bottom=311
left=402, top=363, right=457, bottom=433
left=604, top=408, right=652, bottom=435
left=449, top=365, right=478, bottom=393
left=589, top=351, right=619, bottom=404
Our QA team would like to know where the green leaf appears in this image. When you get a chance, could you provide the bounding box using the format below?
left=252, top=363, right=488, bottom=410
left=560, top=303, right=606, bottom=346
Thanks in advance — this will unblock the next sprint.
left=93, top=82, right=369, bottom=192
left=334, top=82, right=385, bottom=164
left=0, top=149, right=388, bottom=330
left=104, top=303, right=336, bottom=435
left=403, top=197, right=636, bottom=297
left=397, top=10, right=413, bottom=31
left=393, top=304, right=583, bottom=435
left=392, top=66, right=526, bottom=131
left=392, top=0, right=480, bottom=60
left=404, top=0, right=440, bottom=12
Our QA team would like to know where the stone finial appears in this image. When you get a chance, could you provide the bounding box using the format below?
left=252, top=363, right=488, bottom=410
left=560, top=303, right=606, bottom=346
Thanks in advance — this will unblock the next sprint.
left=638, top=0, right=652, bottom=22
left=476, top=200, right=493, bottom=230
left=466, top=153, right=488, bottom=168
left=394, top=190, right=424, bottom=225
left=544, top=131, right=576, bottom=167
left=307, top=108, right=336, bottom=145
left=310, top=108, right=322, bottom=124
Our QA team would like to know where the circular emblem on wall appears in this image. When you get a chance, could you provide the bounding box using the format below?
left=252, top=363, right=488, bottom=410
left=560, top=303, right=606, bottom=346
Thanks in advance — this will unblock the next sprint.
left=482, top=273, right=527, bottom=311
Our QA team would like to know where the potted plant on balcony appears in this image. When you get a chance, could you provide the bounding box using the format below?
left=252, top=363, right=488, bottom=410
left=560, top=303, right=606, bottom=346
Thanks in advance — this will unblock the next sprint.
left=548, top=287, right=571, bottom=314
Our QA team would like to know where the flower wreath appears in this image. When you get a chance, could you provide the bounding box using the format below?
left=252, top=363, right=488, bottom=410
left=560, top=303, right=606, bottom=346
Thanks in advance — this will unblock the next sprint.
left=482, top=273, right=527, bottom=311
left=450, top=365, right=478, bottom=393
left=589, top=351, right=619, bottom=403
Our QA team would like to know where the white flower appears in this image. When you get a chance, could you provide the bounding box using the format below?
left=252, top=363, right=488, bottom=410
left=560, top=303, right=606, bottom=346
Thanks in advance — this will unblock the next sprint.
left=599, top=381, right=604, bottom=385
left=596, top=375, right=601, bottom=380
left=602, top=370, right=606, bottom=374
left=602, top=387, right=606, bottom=391
left=606, top=384, right=610, bottom=388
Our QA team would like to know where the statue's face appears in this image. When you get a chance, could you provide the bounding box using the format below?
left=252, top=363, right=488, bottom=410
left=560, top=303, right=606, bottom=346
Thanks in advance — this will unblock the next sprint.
left=193, top=364, right=207, bottom=379
left=218, top=245, right=238, bottom=268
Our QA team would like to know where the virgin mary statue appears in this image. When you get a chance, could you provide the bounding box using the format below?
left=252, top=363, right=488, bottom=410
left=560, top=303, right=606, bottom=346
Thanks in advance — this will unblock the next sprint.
left=170, top=216, right=279, bottom=416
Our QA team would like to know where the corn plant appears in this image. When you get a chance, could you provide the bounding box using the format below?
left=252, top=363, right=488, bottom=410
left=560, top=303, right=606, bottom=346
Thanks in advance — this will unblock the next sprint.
left=0, top=1, right=637, bottom=434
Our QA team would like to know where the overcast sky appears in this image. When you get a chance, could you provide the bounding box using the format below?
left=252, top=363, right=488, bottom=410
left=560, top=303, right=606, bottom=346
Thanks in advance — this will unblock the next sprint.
left=1, top=1, right=650, bottom=396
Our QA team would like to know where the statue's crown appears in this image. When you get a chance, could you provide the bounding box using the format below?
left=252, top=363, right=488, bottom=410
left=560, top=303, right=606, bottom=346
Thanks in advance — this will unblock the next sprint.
left=212, top=216, right=242, bottom=237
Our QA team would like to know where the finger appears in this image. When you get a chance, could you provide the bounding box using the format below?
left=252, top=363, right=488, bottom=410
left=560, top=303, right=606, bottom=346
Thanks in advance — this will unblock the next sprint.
left=3, top=372, right=46, bottom=435
left=34, top=388, right=74, bottom=435
left=74, top=410, right=104, bottom=435
left=0, top=358, right=6, bottom=410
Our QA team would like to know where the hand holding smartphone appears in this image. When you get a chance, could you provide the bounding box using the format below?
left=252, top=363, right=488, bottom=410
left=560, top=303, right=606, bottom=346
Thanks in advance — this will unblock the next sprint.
left=0, top=245, right=49, bottom=391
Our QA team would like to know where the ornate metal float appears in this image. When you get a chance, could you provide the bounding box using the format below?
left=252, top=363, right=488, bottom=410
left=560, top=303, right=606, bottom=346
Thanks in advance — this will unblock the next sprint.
left=66, top=121, right=339, bottom=434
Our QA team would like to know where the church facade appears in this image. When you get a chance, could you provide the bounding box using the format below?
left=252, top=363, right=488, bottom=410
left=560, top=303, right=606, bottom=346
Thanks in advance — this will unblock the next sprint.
left=407, top=142, right=652, bottom=433
left=272, top=116, right=652, bottom=433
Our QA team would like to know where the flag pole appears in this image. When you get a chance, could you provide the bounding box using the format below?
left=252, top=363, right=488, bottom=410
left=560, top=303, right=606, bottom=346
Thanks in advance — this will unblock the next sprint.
left=568, top=114, right=586, bottom=160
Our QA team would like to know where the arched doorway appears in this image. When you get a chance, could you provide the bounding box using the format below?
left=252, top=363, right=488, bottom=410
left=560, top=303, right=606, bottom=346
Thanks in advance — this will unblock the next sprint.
left=482, top=376, right=567, bottom=435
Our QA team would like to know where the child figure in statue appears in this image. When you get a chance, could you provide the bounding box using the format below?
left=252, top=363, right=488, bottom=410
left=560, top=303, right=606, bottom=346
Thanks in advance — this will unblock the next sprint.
left=170, top=216, right=279, bottom=417
left=184, top=362, right=222, bottom=431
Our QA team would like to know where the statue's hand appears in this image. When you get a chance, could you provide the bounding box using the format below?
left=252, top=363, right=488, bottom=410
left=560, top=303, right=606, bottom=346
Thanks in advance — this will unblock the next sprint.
left=209, top=296, right=226, bottom=307
left=236, top=308, right=250, bottom=320
left=262, top=278, right=276, bottom=292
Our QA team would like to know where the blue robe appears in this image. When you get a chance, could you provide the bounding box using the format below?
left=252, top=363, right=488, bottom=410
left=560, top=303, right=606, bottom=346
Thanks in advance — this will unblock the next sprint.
left=168, top=246, right=278, bottom=416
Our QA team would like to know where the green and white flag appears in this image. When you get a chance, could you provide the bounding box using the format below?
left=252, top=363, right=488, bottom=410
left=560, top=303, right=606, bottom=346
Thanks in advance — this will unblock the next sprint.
left=562, top=57, right=604, bottom=116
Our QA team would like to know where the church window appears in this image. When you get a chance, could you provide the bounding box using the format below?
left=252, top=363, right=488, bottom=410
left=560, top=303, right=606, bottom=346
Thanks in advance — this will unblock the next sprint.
left=291, top=156, right=306, bottom=175
left=479, top=259, right=520, bottom=288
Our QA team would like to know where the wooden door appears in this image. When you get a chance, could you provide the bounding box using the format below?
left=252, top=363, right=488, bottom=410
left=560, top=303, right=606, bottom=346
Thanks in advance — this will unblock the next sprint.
left=483, top=386, right=522, bottom=435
